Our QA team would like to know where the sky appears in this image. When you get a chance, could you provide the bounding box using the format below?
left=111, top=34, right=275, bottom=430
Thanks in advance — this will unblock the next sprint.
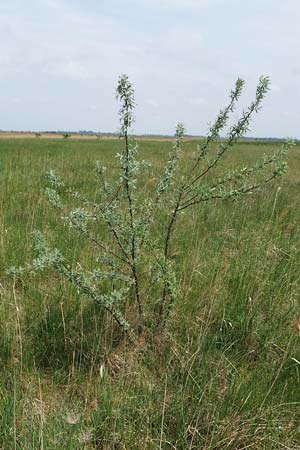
left=0, top=0, right=299, bottom=137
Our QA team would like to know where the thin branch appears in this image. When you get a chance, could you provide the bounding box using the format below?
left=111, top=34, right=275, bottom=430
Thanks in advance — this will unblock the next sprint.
left=182, top=77, right=270, bottom=201
left=178, top=173, right=279, bottom=212
left=188, top=77, right=245, bottom=176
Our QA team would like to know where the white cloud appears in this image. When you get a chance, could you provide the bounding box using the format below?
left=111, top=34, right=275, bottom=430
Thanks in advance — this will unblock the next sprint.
left=12, top=97, right=22, bottom=104
left=188, top=97, right=206, bottom=106
left=44, top=61, right=92, bottom=80
left=145, top=99, right=159, bottom=108
left=143, top=0, right=222, bottom=8
left=270, top=83, right=281, bottom=93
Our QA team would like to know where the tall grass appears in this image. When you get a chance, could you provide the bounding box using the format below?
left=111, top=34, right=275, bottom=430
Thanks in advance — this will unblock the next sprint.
left=1, top=138, right=300, bottom=449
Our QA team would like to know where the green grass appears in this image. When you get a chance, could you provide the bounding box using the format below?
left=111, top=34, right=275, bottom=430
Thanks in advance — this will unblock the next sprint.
left=1, top=138, right=300, bottom=449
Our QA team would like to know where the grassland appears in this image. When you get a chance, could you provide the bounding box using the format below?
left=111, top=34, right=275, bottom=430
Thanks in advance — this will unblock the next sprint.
left=1, top=137, right=300, bottom=449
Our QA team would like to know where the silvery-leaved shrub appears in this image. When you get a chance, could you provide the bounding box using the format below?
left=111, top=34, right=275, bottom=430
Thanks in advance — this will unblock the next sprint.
left=8, top=74, right=294, bottom=339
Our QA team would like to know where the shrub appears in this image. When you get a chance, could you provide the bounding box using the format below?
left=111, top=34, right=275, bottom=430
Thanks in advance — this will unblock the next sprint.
left=8, top=74, right=294, bottom=340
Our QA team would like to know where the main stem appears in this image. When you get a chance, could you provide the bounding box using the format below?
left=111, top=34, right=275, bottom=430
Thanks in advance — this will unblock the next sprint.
left=158, top=191, right=183, bottom=325
left=124, top=126, right=143, bottom=334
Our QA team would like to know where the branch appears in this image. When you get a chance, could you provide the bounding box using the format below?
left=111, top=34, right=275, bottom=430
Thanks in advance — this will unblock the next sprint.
left=178, top=169, right=284, bottom=212
left=183, top=77, right=270, bottom=199
left=180, top=142, right=289, bottom=210
left=188, top=77, right=245, bottom=175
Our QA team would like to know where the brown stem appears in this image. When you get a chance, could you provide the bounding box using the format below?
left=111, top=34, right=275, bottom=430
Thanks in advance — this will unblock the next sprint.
left=158, top=191, right=183, bottom=325
left=123, top=127, right=144, bottom=333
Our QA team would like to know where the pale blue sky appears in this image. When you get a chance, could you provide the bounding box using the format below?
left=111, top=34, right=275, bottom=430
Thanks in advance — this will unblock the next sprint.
left=0, top=0, right=299, bottom=137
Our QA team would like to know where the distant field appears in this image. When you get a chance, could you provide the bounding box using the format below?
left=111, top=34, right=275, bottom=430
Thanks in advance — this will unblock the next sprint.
left=0, top=132, right=177, bottom=141
left=1, top=138, right=300, bottom=449
left=0, top=131, right=281, bottom=143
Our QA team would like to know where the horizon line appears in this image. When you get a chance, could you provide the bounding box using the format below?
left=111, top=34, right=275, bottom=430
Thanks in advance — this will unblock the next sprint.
left=0, top=130, right=297, bottom=141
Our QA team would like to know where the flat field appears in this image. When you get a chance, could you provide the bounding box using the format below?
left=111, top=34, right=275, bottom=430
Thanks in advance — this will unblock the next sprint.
left=1, top=138, right=300, bottom=449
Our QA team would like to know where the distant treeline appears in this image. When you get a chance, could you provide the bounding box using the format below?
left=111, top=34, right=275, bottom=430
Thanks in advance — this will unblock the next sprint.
left=0, top=129, right=297, bottom=142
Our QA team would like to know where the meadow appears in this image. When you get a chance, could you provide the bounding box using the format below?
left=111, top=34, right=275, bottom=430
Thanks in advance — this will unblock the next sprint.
left=1, top=137, right=300, bottom=449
